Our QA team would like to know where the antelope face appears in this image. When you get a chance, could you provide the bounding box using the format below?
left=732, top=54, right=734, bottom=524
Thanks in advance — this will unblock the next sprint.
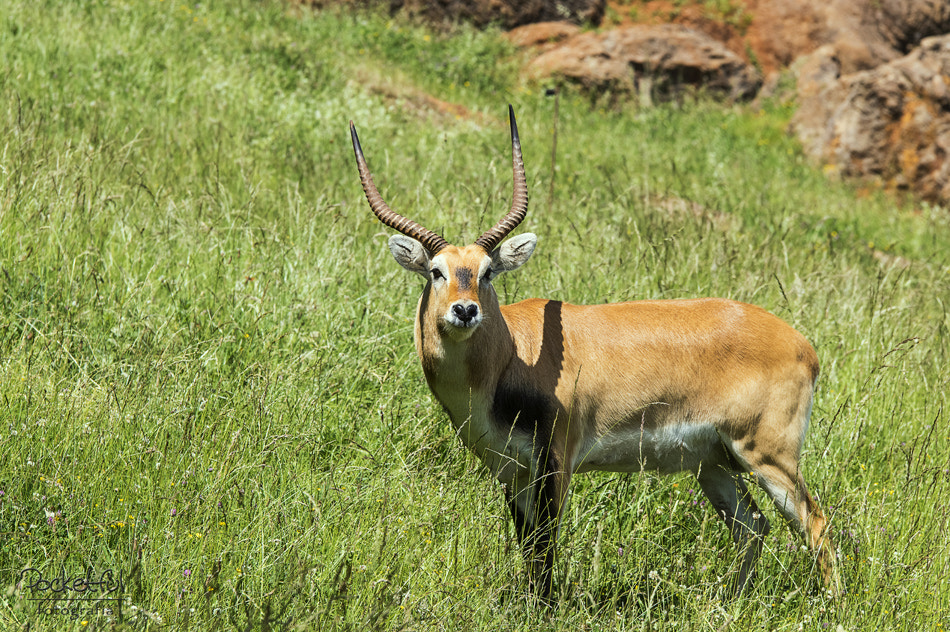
left=389, top=234, right=537, bottom=341
left=429, top=244, right=491, bottom=337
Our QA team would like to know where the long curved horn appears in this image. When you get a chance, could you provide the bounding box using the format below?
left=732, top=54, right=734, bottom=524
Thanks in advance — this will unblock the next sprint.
left=350, top=121, right=450, bottom=254
left=474, top=105, right=528, bottom=253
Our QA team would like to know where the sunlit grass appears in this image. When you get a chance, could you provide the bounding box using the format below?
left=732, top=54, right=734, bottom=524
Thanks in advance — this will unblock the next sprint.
left=0, top=0, right=948, bottom=630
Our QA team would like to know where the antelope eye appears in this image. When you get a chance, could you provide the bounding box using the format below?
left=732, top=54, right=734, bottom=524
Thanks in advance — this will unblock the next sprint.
left=430, top=268, right=444, bottom=280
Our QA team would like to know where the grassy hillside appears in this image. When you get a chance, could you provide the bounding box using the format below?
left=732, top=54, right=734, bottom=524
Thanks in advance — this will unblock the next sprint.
left=1, top=0, right=948, bottom=630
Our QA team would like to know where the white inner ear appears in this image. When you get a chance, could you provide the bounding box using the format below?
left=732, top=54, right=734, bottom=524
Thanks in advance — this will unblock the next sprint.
left=491, top=233, right=537, bottom=275
left=388, top=235, right=429, bottom=277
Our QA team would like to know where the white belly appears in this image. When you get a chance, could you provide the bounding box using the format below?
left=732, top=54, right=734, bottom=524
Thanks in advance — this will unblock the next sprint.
left=573, top=422, right=728, bottom=475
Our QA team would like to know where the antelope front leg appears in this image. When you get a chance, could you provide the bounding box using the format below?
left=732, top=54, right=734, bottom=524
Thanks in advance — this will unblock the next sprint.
left=504, top=460, right=569, bottom=600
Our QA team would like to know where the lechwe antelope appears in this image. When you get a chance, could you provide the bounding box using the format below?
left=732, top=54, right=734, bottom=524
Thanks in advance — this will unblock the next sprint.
left=349, top=106, right=841, bottom=599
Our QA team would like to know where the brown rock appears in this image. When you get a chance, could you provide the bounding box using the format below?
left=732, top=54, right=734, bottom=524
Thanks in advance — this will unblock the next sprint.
left=506, top=21, right=581, bottom=52
left=791, top=35, right=950, bottom=203
left=527, top=24, right=762, bottom=101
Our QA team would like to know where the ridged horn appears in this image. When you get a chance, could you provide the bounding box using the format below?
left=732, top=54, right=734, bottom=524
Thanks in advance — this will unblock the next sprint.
left=350, top=121, right=450, bottom=254
left=474, top=105, right=528, bottom=253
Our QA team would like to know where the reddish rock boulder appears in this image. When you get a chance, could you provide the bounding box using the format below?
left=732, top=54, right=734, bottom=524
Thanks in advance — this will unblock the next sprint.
left=526, top=23, right=762, bottom=101
left=791, top=35, right=950, bottom=203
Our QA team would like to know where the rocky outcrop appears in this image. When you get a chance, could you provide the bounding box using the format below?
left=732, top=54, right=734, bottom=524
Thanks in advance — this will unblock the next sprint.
left=791, top=35, right=950, bottom=203
left=870, top=0, right=950, bottom=56
left=525, top=23, right=762, bottom=102
left=503, top=0, right=947, bottom=105
left=607, top=0, right=950, bottom=78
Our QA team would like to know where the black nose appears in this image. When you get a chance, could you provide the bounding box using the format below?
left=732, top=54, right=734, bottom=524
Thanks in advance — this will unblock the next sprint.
left=452, top=303, right=479, bottom=324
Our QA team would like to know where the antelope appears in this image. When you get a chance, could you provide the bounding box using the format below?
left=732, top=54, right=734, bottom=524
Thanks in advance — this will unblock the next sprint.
left=349, top=106, right=841, bottom=599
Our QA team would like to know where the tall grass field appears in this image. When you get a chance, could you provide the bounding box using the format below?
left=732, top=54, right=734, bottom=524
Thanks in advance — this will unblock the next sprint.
left=1, top=0, right=949, bottom=629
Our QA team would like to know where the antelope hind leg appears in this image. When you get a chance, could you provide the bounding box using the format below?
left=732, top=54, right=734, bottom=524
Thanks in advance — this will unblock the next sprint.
left=697, top=465, right=771, bottom=597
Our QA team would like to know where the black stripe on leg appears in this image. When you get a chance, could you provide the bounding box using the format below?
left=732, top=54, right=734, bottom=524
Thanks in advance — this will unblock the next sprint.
left=505, top=448, right=561, bottom=599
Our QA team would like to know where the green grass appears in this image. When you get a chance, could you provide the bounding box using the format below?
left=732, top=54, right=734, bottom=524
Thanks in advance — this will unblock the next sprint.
left=1, top=0, right=949, bottom=629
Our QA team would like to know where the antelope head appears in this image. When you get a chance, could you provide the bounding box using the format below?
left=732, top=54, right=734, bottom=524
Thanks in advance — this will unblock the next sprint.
left=349, top=106, right=537, bottom=342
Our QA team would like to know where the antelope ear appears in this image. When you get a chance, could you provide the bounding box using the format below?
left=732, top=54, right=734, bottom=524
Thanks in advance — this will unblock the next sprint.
left=491, top=233, right=537, bottom=275
left=389, top=234, right=430, bottom=277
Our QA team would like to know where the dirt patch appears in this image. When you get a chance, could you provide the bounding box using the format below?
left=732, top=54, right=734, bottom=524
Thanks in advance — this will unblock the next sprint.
left=351, top=63, right=500, bottom=126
